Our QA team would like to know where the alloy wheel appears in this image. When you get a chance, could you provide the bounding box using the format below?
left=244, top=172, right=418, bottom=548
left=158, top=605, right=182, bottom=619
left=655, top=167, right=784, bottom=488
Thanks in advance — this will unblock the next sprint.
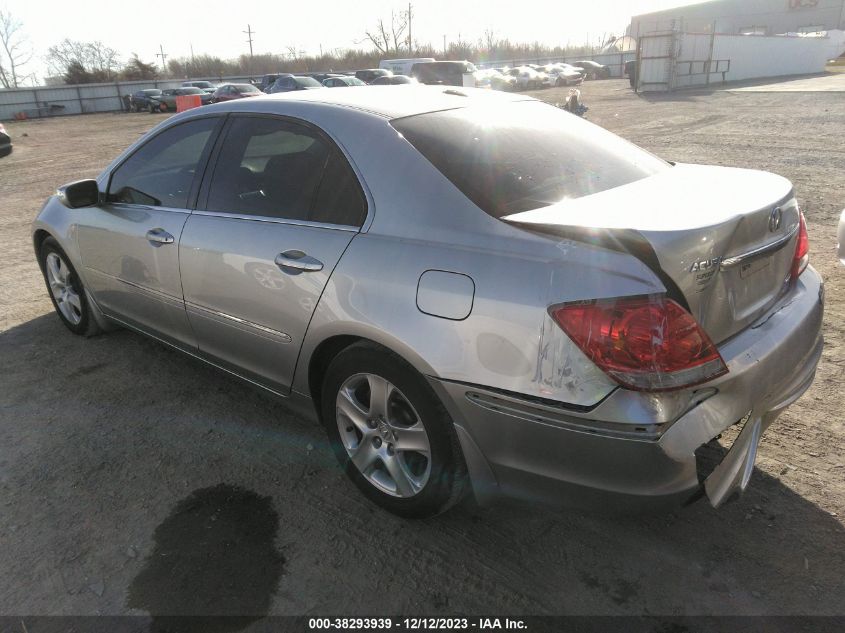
left=335, top=373, right=431, bottom=498
left=45, top=252, right=83, bottom=326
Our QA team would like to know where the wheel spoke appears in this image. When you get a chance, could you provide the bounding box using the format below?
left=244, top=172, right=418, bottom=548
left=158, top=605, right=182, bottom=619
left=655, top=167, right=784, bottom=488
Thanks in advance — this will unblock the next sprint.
left=46, top=255, right=63, bottom=287
left=383, top=455, right=417, bottom=497
left=393, top=422, right=430, bottom=454
left=366, top=374, right=392, bottom=418
left=66, top=292, right=82, bottom=313
left=349, top=441, right=378, bottom=473
left=56, top=258, right=69, bottom=284
left=336, top=389, right=370, bottom=433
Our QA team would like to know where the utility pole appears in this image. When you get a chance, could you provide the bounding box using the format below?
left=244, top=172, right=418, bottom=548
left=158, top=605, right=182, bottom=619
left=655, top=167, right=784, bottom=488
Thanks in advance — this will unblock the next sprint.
left=244, top=24, right=255, bottom=57
left=443, top=34, right=447, bottom=56
left=407, top=3, right=413, bottom=55
left=156, top=45, right=168, bottom=72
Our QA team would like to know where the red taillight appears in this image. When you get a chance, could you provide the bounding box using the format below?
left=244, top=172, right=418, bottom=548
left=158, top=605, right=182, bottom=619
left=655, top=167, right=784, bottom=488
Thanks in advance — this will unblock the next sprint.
left=550, top=295, right=728, bottom=392
left=791, top=212, right=809, bottom=281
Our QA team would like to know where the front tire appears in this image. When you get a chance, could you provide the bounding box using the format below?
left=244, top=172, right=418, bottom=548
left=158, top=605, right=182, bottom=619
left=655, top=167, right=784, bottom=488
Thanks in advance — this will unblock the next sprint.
left=39, top=237, right=101, bottom=337
left=320, top=343, right=468, bottom=518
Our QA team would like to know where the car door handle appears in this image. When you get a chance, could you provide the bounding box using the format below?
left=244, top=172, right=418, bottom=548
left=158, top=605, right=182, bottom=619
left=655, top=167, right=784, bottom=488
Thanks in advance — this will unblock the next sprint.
left=274, top=250, right=324, bottom=273
left=146, top=228, right=174, bottom=245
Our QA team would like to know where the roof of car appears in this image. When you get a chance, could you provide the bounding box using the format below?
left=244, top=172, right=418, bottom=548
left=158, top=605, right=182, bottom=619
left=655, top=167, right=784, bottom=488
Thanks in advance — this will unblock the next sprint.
left=246, top=85, right=533, bottom=119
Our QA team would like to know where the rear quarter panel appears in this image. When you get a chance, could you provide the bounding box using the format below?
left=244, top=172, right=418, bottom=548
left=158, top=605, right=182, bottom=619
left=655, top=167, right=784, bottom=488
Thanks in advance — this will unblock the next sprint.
left=295, top=228, right=666, bottom=408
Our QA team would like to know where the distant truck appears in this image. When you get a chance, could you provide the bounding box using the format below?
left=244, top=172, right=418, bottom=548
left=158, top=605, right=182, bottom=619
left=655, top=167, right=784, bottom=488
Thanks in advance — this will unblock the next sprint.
left=379, top=57, right=435, bottom=76
left=410, top=60, right=478, bottom=87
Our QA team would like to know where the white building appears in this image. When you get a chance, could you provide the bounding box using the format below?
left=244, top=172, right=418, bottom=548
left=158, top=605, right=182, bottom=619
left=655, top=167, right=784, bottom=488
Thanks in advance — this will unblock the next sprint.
left=629, top=0, right=845, bottom=38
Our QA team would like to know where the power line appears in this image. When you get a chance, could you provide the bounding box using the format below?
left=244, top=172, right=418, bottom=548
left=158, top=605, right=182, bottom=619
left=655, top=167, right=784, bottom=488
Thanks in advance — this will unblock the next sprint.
left=244, top=24, right=255, bottom=57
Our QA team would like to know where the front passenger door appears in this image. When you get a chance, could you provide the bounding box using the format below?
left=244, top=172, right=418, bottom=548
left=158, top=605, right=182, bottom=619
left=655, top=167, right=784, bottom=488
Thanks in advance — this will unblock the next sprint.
left=77, top=116, right=222, bottom=349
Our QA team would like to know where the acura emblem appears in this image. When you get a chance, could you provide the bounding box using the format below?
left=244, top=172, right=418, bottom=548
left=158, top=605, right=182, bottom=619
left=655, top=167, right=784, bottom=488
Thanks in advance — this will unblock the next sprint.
left=769, top=207, right=783, bottom=232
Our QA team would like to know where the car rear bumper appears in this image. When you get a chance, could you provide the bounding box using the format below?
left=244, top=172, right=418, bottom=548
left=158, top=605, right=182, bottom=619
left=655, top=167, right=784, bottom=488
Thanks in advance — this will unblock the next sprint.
left=430, top=267, right=824, bottom=511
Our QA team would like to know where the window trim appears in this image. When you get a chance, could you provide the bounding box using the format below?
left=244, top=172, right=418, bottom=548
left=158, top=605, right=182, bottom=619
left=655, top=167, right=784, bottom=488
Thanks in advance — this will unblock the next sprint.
left=105, top=114, right=226, bottom=212
left=194, top=112, right=371, bottom=230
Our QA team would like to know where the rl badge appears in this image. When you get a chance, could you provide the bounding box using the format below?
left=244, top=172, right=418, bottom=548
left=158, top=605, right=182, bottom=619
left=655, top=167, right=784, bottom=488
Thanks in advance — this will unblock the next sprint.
left=690, top=257, right=723, bottom=290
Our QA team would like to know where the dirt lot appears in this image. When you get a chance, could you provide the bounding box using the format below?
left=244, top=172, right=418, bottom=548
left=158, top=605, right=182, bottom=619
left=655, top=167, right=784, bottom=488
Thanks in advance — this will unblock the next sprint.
left=1, top=79, right=843, bottom=619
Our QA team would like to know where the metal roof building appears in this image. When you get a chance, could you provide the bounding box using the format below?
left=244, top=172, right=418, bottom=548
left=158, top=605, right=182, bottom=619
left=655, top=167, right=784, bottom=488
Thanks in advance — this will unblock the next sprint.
left=629, top=0, right=845, bottom=38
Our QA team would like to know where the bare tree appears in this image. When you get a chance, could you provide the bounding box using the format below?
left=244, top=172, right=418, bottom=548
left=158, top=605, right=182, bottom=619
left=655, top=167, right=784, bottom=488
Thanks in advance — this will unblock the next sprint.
left=363, top=10, right=409, bottom=56
left=481, top=29, right=497, bottom=52
left=0, top=8, right=33, bottom=88
left=46, top=39, right=120, bottom=83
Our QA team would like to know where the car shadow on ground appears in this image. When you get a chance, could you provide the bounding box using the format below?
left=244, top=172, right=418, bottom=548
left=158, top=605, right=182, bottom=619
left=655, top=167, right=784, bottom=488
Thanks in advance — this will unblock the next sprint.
left=1, top=313, right=843, bottom=618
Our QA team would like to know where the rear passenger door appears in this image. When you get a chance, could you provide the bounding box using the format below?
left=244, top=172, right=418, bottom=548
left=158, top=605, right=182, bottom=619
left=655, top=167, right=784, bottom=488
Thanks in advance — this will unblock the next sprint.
left=179, top=114, right=368, bottom=393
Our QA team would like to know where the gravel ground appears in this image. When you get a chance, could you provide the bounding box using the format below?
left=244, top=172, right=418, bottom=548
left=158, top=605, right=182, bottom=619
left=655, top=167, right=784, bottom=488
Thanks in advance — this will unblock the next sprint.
left=1, top=79, right=843, bottom=619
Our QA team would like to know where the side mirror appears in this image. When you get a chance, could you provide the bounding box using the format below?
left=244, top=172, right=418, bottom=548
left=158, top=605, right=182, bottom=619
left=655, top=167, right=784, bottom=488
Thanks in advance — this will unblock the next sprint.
left=57, top=179, right=100, bottom=208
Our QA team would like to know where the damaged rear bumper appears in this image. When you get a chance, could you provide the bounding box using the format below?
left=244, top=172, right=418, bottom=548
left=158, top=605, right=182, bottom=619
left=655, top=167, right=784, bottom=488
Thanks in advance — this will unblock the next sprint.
left=430, top=267, right=824, bottom=511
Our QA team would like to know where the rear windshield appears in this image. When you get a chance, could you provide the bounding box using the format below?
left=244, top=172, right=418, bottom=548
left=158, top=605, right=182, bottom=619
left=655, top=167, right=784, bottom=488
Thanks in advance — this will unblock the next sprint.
left=391, top=101, right=668, bottom=218
left=235, top=84, right=259, bottom=93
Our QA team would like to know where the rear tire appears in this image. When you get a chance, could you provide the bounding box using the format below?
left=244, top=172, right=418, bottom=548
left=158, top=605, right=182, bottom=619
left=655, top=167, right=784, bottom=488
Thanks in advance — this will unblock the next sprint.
left=39, top=237, right=102, bottom=337
left=320, top=343, right=468, bottom=518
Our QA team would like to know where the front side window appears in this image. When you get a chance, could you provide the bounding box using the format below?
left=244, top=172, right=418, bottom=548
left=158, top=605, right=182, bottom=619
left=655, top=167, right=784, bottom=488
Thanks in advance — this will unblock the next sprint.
left=392, top=101, right=668, bottom=218
left=107, top=117, right=218, bottom=208
left=204, top=116, right=366, bottom=226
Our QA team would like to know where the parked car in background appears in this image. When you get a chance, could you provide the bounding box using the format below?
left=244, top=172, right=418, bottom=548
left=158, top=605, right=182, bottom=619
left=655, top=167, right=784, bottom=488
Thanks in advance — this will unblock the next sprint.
left=255, top=74, right=286, bottom=92
left=267, top=75, right=323, bottom=93
left=540, top=64, right=584, bottom=86
left=371, top=74, right=417, bottom=85
left=411, top=60, right=477, bottom=86
left=572, top=60, right=611, bottom=79
left=128, top=89, right=162, bottom=112
left=148, top=87, right=214, bottom=112
left=212, top=83, right=263, bottom=102
left=379, top=57, right=435, bottom=76
left=34, top=86, right=822, bottom=518
left=473, top=68, right=517, bottom=91
left=182, top=80, right=218, bottom=93
left=306, top=73, right=346, bottom=84
left=354, top=68, right=392, bottom=84
left=505, top=66, right=546, bottom=90
left=323, top=76, right=366, bottom=87
left=0, top=123, right=11, bottom=158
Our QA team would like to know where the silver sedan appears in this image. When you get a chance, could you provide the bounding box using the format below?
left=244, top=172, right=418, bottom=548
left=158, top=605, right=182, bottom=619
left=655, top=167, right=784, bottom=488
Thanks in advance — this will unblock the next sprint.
left=33, top=87, right=823, bottom=517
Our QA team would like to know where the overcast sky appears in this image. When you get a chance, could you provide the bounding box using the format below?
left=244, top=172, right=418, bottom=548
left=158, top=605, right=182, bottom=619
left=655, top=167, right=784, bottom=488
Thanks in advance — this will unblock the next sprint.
left=6, top=0, right=705, bottom=80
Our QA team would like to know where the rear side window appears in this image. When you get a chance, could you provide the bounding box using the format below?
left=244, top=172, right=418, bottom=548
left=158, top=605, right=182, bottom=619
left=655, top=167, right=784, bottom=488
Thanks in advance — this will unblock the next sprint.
left=204, top=116, right=366, bottom=226
left=392, top=101, right=668, bottom=218
left=108, top=117, right=218, bottom=208
left=311, top=152, right=367, bottom=226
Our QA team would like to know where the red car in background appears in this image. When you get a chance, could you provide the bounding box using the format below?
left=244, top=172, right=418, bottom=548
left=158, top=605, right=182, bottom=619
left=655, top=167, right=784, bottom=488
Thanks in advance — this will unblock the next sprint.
left=212, top=83, right=262, bottom=103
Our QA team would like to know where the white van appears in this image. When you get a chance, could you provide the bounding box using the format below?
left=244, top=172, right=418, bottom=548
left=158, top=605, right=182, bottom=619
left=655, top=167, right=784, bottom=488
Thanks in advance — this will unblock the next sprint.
left=379, top=58, right=436, bottom=76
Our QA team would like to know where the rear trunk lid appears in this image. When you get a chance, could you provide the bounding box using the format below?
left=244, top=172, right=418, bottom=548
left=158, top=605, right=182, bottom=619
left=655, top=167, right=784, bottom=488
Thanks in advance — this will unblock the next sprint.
left=503, top=163, right=800, bottom=344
